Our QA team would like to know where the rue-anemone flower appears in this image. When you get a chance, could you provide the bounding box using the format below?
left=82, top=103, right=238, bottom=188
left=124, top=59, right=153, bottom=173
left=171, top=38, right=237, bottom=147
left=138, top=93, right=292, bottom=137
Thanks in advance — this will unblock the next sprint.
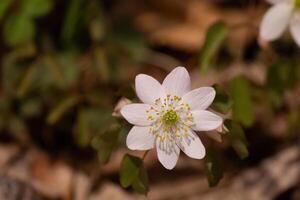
left=260, top=0, right=300, bottom=47
left=120, top=67, right=222, bottom=170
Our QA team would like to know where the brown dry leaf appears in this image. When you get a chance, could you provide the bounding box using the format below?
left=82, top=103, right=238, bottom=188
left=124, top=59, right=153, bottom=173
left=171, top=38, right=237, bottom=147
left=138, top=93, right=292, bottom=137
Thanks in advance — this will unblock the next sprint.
left=190, top=61, right=266, bottom=87
left=29, top=151, right=73, bottom=199
left=89, top=182, right=133, bottom=200
left=268, top=114, right=288, bottom=138
left=138, top=176, right=209, bottom=200
left=73, top=173, right=91, bottom=200
left=198, top=144, right=300, bottom=200
left=135, top=1, right=265, bottom=52
left=5, top=149, right=73, bottom=200
left=150, top=24, right=205, bottom=52
left=284, top=86, right=300, bottom=109
left=0, top=144, right=19, bottom=170
left=0, top=175, right=45, bottom=200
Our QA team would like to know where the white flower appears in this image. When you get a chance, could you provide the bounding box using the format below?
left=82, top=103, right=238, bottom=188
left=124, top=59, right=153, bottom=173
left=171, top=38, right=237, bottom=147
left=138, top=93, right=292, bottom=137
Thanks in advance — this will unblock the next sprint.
left=260, top=0, right=300, bottom=47
left=120, top=67, right=222, bottom=170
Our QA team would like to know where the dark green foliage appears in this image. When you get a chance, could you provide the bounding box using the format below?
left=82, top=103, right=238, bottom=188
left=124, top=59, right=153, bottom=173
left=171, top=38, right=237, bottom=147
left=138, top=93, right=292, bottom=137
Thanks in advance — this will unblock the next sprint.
left=230, top=76, right=254, bottom=127
left=0, top=0, right=144, bottom=166
left=266, top=59, right=296, bottom=107
left=199, top=21, right=229, bottom=74
left=204, top=147, right=223, bottom=187
left=120, top=154, right=149, bottom=195
left=211, top=84, right=232, bottom=114
left=224, top=120, right=249, bottom=159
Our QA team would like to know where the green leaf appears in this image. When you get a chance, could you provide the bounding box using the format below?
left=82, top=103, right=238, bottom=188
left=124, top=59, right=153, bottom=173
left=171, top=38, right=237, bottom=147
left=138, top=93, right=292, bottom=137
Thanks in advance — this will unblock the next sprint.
left=266, top=59, right=296, bottom=107
left=47, top=96, right=78, bottom=125
left=3, top=14, right=35, bottom=46
left=120, top=154, right=142, bottom=188
left=75, top=109, right=90, bottom=147
left=0, top=97, right=10, bottom=130
left=89, top=17, right=105, bottom=42
left=96, top=142, right=114, bottom=164
left=229, top=76, right=254, bottom=127
left=287, top=110, right=300, bottom=136
left=204, top=147, right=223, bottom=187
left=132, top=165, right=149, bottom=195
left=120, top=154, right=149, bottom=194
left=43, top=55, right=65, bottom=88
left=91, top=129, right=119, bottom=164
left=211, top=85, right=232, bottom=113
left=20, top=0, right=53, bottom=18
left=93, top=48, right=110, bottom=82
left=55, top=51, right=80, bottom=88
left=20, top=98, right=42, bottom=117
left=111, top=25, right=147, bottom=62
left=8, top=116, right=27, bottom=136
left=85, top=1, right=105, bottom=42
left=2, top=44, right=36, bottom=96
left=224, top=120, right=249, bottom=159
left=61, top=0, right=84, bottom=44
left=0, top=116, right=5, bottom=130
left=0, top=97, right=10, bottom=113
left=16, top=65, right=37, bottom=98
left=199, top=21, right=229, bottom=74
left=0, top=0, right=13, bottom=20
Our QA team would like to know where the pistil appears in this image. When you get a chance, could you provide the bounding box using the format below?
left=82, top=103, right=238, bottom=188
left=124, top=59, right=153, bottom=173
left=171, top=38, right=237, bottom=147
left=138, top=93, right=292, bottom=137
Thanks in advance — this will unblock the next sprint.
left=162, top=110, right=178, bottom=125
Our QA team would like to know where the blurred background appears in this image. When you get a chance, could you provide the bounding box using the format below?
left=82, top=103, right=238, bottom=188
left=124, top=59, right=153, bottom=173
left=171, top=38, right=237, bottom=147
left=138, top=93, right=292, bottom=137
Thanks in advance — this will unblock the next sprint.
left=0, top=0, right=300, bottom=199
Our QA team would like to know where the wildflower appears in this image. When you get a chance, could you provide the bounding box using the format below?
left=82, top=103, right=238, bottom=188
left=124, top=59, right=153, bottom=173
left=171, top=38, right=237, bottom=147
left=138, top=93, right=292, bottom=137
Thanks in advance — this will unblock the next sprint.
left=260, top=0, right=300, bottom=47
left=121, top=67, right=222, bottom=170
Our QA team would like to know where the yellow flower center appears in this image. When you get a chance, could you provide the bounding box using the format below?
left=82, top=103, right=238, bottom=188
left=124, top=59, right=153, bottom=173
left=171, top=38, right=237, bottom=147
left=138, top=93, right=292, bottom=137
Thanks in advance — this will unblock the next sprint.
left=162, top=110, right=178, bottom=125
left=145, top=95, right=194, bottom=145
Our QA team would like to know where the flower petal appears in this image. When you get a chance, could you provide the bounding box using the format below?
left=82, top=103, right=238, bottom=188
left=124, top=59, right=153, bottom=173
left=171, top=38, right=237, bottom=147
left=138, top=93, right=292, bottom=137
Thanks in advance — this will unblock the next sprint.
left=259, top=3, right=292, bottom=41
left=177, top=130, right=205, bottom=159
left=126, top=126, right=155, bottom=150
left=162, top=67, right=191, bottom=96
left=182, top=87, right=216, bottom=110
left=156, top=139, right=180, bottom=170
left=192, top=110, right=223, bottom=131
left=135, top=74, right=163, bottom=104
left=290, top=12, right=300, bottom=47
left=120, top=103, right=152, bottom=126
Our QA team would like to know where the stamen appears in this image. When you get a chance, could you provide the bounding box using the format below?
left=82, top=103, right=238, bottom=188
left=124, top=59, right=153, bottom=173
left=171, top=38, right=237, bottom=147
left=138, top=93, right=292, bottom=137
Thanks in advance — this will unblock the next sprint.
left=147, top=94, right=195, bottom=154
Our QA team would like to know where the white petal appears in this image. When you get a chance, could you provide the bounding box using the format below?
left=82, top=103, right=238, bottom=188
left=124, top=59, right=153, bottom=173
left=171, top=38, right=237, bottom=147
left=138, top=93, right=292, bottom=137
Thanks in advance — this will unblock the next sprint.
left=135, top=74, right=163, bottom=104
left=162, top=66, right=191, bottom=96
left=126, top=126, right=155, bottom=150
left=156, top=139, right=180, bottom=170
left=182, top=87, right=216, bottom=110
left=290, top=12, right=300, bottom=47
left=120, top=104, right=152, bottom=126
left=177, top=130, right=205, bottom=159
left=259, top=3, right=292, bottom=41
left=192, top=110, right=223, bottom=131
